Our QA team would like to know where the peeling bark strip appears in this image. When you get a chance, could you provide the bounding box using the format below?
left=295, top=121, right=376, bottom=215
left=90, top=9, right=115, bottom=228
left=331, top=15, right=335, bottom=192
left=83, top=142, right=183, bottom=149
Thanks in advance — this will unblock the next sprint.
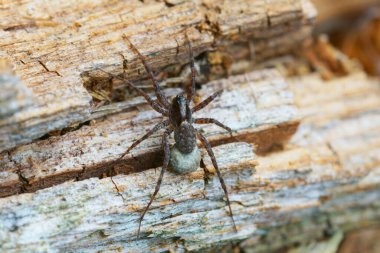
left=0, top=69, right=299, bottom=197
left=0, top=0, right=316, bottom=152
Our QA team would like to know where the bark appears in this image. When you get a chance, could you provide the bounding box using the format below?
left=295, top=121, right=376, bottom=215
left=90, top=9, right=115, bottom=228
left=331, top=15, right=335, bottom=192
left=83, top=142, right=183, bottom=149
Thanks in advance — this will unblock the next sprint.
left=0, top=0, right=316, bottom=152
left=0, top=69, right=379, bottom=252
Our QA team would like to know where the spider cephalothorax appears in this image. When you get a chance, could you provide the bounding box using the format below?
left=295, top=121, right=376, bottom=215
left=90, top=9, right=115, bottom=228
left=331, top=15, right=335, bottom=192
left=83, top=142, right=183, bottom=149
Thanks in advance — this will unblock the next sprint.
left=99, top=33, right=237, bottom=237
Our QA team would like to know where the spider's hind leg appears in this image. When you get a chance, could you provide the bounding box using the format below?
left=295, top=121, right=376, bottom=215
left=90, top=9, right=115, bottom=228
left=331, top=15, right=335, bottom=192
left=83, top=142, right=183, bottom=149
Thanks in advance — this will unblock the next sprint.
left=195, top=129, right=238, bottom=232
left=137, top=128, right=173, bottom=238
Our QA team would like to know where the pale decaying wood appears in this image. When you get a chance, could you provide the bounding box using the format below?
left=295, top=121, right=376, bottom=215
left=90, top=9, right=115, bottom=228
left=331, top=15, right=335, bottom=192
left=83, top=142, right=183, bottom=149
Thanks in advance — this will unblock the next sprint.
left=0, top=0, right=316, bottom=152
left=0, top=59, right=35, bottom=154
left=0, top=69, right=379, bottom=252
left=0, top=142, right=255, bottom=252
left=0, top=60, right=34, bottom=119
left=0, top=69, right=299, bottom=197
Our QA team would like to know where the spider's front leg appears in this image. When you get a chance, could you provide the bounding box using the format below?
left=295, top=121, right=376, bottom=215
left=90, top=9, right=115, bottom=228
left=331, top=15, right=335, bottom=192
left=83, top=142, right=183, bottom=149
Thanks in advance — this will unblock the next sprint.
left=123, top=35, right=170, bottom=109
left=94, top=68, right=168, bottom=116
left=185, top=32, right=196, bottom=104
left=137, top=128, right=173, bottom=237
left=192, top=90, right=223, bottom=113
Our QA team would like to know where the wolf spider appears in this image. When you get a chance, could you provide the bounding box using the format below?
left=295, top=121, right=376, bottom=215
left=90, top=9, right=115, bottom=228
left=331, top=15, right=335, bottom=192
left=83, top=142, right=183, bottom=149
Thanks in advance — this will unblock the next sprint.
left=98, top=34, right=237, bottom=237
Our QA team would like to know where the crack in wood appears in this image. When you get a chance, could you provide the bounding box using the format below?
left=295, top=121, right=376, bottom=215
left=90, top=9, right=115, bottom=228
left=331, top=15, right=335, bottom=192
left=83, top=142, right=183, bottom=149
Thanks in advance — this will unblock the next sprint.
left=5, top=151, right=28, bottom=194
left=37, top=60, right=62, bottom=77
left=75, top=166, right=86, bottom=181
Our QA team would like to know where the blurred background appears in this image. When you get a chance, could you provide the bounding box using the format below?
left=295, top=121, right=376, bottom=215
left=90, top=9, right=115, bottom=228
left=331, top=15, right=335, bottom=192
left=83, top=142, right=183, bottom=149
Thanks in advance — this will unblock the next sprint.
left=281, top=1, right=380, bottom=252
left=313, top=0, right=380, bottom=77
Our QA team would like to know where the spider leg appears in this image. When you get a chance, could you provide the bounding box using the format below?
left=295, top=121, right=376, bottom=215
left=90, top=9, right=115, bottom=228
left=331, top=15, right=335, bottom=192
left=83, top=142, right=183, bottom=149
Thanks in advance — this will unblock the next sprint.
left=123, top=35, right=171, bottom=109
left=137, top=128, right=173, bottom=237
left=193, top=118, right=233, bottom=137
left=191, top=90, right=223, bottom=113
left=94, top=68, right=168, bottom=116
left=195, top=129, right=237, bottom=232
left=121, top=119, right=170, bottom=158
left=185, top=32, right=196, bottom=105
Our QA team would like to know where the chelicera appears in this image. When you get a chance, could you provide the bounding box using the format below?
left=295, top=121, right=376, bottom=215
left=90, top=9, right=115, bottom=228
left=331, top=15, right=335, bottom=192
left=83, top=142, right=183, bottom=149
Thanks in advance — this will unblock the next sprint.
left=98, top=33, right=237, bottom=237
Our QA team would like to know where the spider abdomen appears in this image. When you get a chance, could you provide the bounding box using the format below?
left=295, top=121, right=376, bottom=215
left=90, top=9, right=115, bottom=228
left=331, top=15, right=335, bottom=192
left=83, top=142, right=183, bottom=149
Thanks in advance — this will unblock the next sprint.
left=173, top=122, right=196, bottom=154
left=170, top=121, right=200, bottom=174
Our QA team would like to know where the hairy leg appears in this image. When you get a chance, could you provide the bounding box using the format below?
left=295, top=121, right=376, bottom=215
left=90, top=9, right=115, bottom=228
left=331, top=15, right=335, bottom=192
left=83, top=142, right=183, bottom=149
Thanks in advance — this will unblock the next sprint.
left=194, top=118, right=233, bottom=137
left=123, top=35, right=170, bottom=109
left=195, top=130, right=237, bottom=232
left=94, top=68, right=168, bottom=115
left=185, top=32, right=196, bottom=105
left=121, top=120, right=170, bottom=158
left=191, top=90, right=223, bottom=113
left=137, top=128, right=172, bottom=237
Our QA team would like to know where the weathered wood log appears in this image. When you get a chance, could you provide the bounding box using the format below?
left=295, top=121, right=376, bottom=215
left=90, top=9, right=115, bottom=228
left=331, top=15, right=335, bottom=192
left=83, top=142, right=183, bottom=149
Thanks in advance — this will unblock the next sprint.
left=0, top=0, right=316, bottom=152
left=0, top=68, right=379, bottom=252
left=0, top=69, right=299, bottom=197
left=1, top=1, right=379, bottom=251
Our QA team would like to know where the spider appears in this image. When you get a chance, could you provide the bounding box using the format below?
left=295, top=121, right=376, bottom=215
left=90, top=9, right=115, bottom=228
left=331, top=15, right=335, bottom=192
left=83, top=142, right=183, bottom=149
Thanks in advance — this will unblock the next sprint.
left=97, top=33, right=237, bottom=237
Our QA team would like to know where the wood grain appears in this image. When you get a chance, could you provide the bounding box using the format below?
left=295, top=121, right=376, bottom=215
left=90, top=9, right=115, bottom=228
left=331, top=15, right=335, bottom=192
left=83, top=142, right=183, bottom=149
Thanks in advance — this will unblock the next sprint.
left=0, top=0, right=316, bottom=152
left=0, top=69, right=299, bottom=197
left=0, top=69, right=379, bottom=252
left=2, top=1, right=379, bottom=251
